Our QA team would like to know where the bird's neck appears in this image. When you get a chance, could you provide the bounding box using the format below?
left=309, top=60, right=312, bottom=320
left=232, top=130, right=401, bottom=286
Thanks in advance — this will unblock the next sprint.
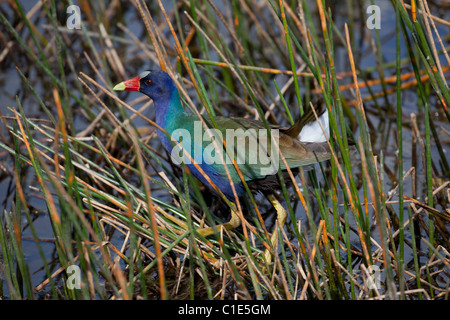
left=154, top=88, right=186, bottom=152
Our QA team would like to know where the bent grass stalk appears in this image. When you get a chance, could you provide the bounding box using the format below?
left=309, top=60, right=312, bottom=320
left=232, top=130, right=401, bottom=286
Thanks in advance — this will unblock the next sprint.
left=1, top=0, right=449, bottom=300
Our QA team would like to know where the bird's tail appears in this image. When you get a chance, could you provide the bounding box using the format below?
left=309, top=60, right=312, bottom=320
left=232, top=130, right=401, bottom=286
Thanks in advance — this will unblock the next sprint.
left=283, top=102, right=329, bottom=143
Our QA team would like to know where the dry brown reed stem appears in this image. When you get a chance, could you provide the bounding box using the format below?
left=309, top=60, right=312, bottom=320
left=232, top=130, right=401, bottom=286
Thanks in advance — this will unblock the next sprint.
left=130, top=121, right=167, bottom=299
left=343, top=24, right=376, bottom=265
left=13, top=107, right=131, bottom=297
left=420, top=0, right=450, bottom=67
left=404, top=1, right=450, bottom=27
left=134, top=0, right=169, bottom=71
left=327, top=65, right=450, bottom=94
left=205, top=0, right=244, bottom=54
left=417, top=0, right=444, bottom=85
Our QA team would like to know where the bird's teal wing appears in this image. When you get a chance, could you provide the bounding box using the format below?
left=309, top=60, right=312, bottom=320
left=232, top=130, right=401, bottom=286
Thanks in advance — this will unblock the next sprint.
left=167, top=114, right=331, bottom=182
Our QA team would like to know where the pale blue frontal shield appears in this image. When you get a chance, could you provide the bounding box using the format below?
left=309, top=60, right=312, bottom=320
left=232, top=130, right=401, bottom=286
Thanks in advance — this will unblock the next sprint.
left=138, top=70, right=151, bottom=78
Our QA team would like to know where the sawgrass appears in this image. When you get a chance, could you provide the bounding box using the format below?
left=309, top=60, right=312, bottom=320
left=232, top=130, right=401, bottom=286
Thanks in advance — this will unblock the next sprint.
left=0, top=0, right=449, bottom=300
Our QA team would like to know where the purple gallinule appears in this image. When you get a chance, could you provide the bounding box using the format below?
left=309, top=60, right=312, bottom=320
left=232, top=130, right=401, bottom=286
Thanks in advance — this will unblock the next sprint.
left=114, top=70, right=330, bottom=261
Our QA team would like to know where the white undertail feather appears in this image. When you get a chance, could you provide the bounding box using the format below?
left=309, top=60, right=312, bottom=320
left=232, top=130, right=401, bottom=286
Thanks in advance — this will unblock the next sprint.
left=298, top=109, right=329, bottom=143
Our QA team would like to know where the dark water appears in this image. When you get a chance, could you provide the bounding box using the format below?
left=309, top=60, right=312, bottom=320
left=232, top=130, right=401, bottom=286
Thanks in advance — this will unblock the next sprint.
left=0, top=0, right=449, bottom=298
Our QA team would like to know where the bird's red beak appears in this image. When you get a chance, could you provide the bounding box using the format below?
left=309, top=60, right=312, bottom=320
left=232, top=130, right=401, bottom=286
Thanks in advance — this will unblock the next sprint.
left=113, top=76, right=141, bottom=92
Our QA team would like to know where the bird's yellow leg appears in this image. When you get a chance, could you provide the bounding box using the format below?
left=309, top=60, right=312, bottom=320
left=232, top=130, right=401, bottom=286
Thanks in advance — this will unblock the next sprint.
left=196, top=202, right=241, bottom=236
left=162, top=202, right=241, bottom=237
left=264, top=194, right=288, bottom=264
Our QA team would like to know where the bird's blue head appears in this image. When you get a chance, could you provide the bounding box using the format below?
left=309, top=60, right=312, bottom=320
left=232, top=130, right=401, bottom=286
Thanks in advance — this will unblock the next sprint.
left=113, top=70, right=176, bottom=103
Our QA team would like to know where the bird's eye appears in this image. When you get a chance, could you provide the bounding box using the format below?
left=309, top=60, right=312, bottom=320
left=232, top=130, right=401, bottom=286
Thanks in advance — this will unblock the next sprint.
left=145, top=79, right=152, bottom=86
